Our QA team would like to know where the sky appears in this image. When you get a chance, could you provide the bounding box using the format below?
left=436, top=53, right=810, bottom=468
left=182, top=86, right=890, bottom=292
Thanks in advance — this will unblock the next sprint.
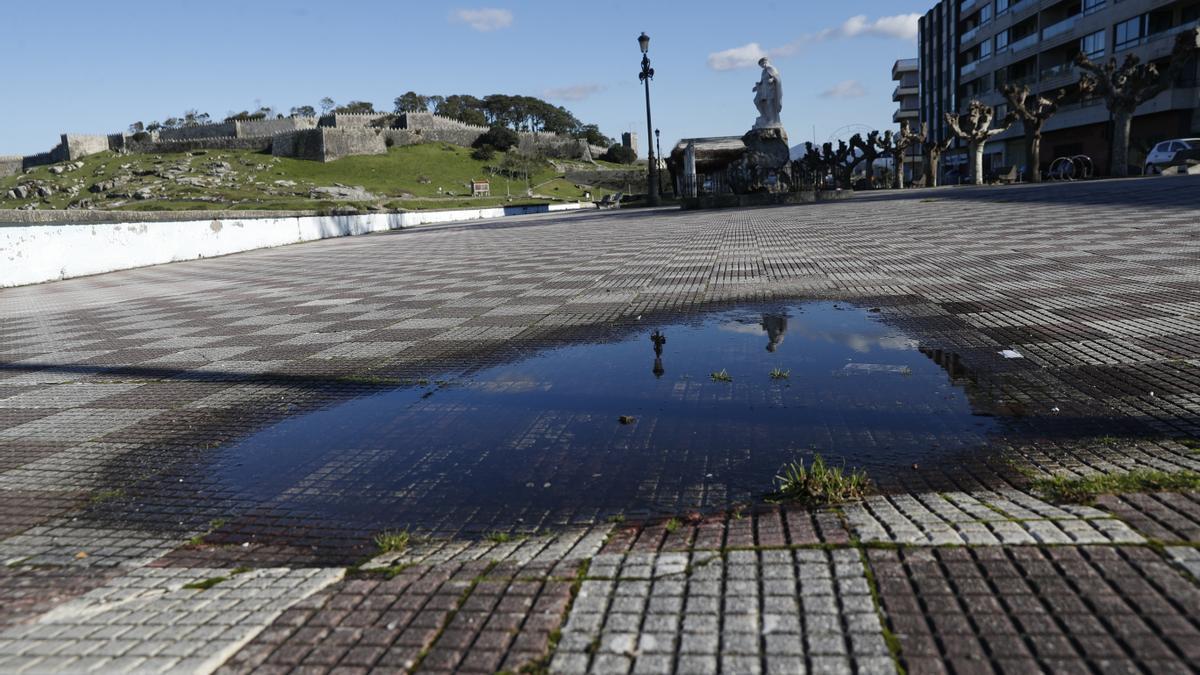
left=1, top=1, right=932, bottom=156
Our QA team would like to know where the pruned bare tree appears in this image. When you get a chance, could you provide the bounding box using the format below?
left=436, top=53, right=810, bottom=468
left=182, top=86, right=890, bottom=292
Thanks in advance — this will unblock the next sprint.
left=1001, top=84, right=1067, bottom=182
left=874, top=131, right=897, bottom=188
left=889, top=121, right=927, bottom=189
left=826, top=140, right=854, bottom=189
left=883, top=120, right=926, bottom=186
left=945, top=100, right=1015, bottom=185
left=849, top=131, right=882, bottom=188
left=1076, top=28, right=1200, bottom=176
left=923, top=131, right=954, bottom=187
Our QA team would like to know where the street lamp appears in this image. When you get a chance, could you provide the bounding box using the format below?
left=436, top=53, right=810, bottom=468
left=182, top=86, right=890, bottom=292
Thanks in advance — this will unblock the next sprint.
left=638, top=32, right=660, bottom=206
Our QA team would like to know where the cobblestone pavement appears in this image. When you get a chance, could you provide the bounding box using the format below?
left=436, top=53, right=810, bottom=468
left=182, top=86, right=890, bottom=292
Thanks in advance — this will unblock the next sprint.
left=2, top=177, right=1200, bottom=672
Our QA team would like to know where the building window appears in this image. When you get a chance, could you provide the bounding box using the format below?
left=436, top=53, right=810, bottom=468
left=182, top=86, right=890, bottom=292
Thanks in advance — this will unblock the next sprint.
left=980, top=39, right=992, bottom=58
left=1083, top=0, right=1105, bottom=15
left=996, top=0, right=1009, bottom=15
left=1080, top=29, right=1106, bottom=58
left=993, top=103, right=1008, bottom=123
left=980, top=4, right=993, bottom=23
left=1114, top=16, right=1144, bottom=51
left=995, top=30, right=1009, bottom=50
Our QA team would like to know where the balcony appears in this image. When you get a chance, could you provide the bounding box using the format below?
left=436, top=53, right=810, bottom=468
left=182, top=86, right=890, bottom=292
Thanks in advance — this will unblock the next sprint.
left=893, top=108, right=920, bottom=123
left=892, top=58, right=919, bottom=80
left=1005, top=73, right=1038, bottom=89
left=1042, top=15, right=1078, bottom=40
left=1008, top=0, right=1036, bottom=16
left=1008, top=33, right=1039, bottom=54
left=961, top=0, right=979, bottom=13
left=961, top=25, right=983, bottom=44
left=1039, top=62, right=1077, bottom=86
left=893, top=84, right=919, bottom=100
left=961, top=60, right=980, bottom=76
left=1148, top=19, right=1200, bottom=45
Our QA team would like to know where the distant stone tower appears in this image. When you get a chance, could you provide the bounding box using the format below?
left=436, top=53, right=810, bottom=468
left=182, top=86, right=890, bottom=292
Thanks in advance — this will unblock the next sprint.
left=621, top=132, right=639, bottom=159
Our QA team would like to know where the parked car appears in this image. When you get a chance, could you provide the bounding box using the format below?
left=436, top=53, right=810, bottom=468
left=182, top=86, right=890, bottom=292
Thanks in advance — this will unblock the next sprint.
left=1144, top=138, right=1200, bottom=174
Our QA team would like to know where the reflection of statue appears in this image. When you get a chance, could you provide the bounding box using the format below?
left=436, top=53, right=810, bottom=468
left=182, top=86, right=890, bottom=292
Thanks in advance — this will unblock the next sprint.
left=761, top=314, right=788, bottom=352
left=753, top=57, right=783, bottom=129
left=650, top=331, right=667, bottom=378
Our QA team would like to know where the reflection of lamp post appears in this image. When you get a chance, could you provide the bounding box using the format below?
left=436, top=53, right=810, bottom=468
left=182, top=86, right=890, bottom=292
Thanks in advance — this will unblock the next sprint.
left=638, top=32, right=660, bottom=206
left=651, top=330, right=666, bottom=378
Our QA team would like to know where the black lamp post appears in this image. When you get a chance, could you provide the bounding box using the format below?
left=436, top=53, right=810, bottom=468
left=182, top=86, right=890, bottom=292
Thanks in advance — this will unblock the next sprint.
left=638, top=32, right=660, bottom=206
left=652, top=127, right=662, bottom=193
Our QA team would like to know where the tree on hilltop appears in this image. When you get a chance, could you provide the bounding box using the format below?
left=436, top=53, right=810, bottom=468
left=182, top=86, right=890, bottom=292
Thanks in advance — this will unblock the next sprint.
left=224, top=107, right=272, bottom=122
left=333, top=100, right=377, bottom=114
left=290, top=105, right=316, bottom=117
left=436, top=95, right=488, bottom=126
left=319, top=97, right=336, bottom=115
left=394, top=92, right=432, bottom=113
left=577, top=124, right=612, bottom=148
left=473, top=126, right=520, bottom=152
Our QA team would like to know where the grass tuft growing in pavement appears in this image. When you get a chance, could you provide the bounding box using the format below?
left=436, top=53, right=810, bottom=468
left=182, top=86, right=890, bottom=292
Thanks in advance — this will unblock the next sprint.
left=374, top=529, right=411, bottom=554
left=1032, top=469, right=1200, bottom=504
left=183, top=575, right=229, bottom=591
left=769, top=454, right=870, bottom=506
left=88, top=488, right=126, bottom=505
left=769, top=368, right=790, bottom=380
left=710, top=369, right=733, bottom=382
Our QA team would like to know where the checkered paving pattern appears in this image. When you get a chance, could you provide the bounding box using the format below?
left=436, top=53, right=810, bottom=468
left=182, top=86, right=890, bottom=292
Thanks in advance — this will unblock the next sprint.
left=1, top=177, right=1200, bottom=671
left=0, top=566, right=342, bottom=673
left=870, top=545, right=1200, bottom=674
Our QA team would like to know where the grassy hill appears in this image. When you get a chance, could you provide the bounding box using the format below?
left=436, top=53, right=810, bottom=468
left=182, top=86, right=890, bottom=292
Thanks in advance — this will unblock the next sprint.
left=0, top=144, right=622, bottom=213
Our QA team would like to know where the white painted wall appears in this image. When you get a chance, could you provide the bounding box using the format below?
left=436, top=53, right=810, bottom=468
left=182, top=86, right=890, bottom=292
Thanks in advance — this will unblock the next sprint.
left=0, top=202, right=588, bottom=288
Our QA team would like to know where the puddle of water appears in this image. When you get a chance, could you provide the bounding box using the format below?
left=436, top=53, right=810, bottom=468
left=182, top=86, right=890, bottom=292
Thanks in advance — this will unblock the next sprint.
left=213, top=302, right=997, bottom=527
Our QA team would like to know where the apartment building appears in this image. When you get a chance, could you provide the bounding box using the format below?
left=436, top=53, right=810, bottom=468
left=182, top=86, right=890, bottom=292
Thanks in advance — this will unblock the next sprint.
left=921, top=0, right=1200, bottom=178
left=893, top=58, right=923, bottom=180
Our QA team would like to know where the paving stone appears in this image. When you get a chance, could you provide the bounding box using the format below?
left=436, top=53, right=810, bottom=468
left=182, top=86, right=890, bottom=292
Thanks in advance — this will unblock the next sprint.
left=870, top=545, right=1200, bottom=673
left=2, top=179, right=1200, bottom=672
left=0, top=567, right=341, bottom=672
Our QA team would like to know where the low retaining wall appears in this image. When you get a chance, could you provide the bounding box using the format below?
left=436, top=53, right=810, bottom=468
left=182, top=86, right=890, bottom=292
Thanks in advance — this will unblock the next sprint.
left=0, top=202, right=588, bottom=287
left=679, top=191, right=832, bottom=210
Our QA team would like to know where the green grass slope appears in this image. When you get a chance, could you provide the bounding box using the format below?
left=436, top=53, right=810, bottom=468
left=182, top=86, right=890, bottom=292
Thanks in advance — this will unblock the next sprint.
left=0, top=144, right=613, bottom=212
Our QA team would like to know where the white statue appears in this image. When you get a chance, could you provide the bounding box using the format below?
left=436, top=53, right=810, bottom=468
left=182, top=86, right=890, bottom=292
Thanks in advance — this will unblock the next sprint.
left=753, top=57, right=783, bottom=129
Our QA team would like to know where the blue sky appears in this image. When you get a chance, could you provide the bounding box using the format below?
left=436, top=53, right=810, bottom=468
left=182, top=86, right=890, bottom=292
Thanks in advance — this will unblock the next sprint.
left=2, top=1, right=931, bottom=156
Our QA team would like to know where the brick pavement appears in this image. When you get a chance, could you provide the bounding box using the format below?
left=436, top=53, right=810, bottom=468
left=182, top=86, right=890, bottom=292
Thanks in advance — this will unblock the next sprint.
left=1, top=177, right=1199, bottom=672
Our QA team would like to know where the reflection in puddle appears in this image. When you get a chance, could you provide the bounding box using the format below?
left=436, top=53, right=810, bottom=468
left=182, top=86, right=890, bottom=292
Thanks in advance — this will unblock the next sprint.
left=212, top=302, right=998, bottom=529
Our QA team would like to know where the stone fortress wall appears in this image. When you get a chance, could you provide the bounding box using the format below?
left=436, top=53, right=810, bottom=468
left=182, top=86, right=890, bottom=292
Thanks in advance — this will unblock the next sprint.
left=157, top=122, right=238, bottom=142
left=273, top=127, right=387, bottom=162
left=0, top=157, right=21, bottom=177
left=4, top=108, right=607, bottom=175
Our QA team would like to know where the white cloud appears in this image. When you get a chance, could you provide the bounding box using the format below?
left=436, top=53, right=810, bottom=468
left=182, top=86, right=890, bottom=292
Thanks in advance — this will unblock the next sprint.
left=544, top=84, right=604, bottom=102
left=839, top=14, right=921, bottom=40
left=821, top=80, right=867, bottom=99
left=707, top=13, right=921, bottom=70
left=451, top=8, right=513, bottom=32
left=707, top=42, right=767, bottom=71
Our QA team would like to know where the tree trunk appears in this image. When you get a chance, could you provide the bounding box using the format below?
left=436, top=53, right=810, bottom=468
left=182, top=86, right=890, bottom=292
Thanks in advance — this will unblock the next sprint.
left=895, top=152, right=905, bottom=189
left=971, top=141, right=985, bottom=185
left=1028, top=130, right=1041, bottom=183
left=1111, top=109, right=1132, bottom=177
left=928, top=151, right=940, bottom=187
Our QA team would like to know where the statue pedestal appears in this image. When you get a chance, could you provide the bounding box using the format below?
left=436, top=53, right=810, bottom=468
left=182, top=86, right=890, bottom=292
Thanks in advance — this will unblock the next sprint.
left=729, top=127, right=791, bottom=194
